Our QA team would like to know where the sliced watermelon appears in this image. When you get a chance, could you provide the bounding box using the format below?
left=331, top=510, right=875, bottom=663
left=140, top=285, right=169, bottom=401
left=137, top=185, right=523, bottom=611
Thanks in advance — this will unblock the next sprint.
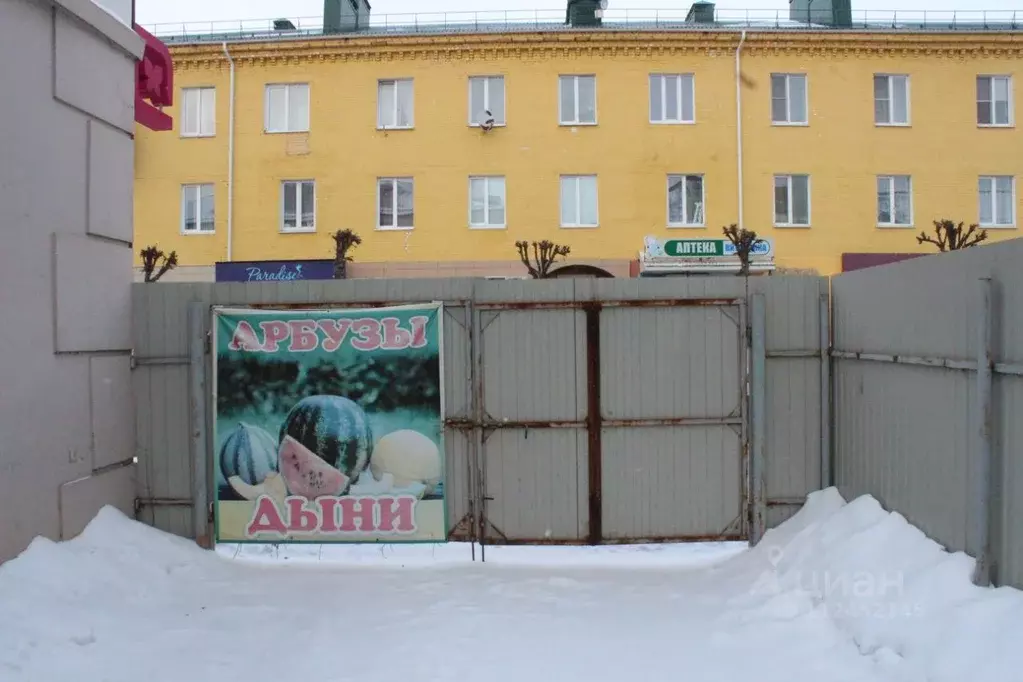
left=279, top=435, right=349, bottom=499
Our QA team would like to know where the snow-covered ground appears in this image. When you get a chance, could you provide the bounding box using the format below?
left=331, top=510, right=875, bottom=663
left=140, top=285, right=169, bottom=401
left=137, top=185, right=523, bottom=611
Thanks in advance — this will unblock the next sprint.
left=2, top=488, right=1021, bottom=681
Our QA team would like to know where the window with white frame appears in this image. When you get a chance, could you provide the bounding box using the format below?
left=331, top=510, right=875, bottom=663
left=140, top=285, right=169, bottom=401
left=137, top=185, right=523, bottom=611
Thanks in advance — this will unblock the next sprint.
left=667, top=174, right=704, bottom=226
left=469, top=76, right=506, bottom=126
left=978, top=176, right=1015, bottom=226
left=650, top=74, right=695, bottom=124
left=180, top=87, right=215, bottom=137
left=771, top=74, right=808, bottom=124
left=469, top=176, right=506, bottom=228
left=264, top=83, right=309, bottom=133
left=874, top=75, right=909, bottom=125
left=559, top=75, right=596, bottom=125
left=774, top=175, right=810, bottom=226
left=876, top=175, right=912, bottom=226
left=560, top=175, right=598, bottom=227
left=181, top=184, right=214, bottom=233
left=378, top=177, right=414, bottom=229
left=377, top=79, right=414, bottom=129
left=977, top=76, right=1013, bottom=126
left=281, top=181, right=315, bottom=232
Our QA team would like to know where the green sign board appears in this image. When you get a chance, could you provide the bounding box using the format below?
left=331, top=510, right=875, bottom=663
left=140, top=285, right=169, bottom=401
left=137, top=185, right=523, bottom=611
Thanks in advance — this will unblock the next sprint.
left=663, top=239, right=726, bottom=257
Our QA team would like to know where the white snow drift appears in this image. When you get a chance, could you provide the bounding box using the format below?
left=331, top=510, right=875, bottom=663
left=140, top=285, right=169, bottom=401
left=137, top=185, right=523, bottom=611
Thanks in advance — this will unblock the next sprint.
left=1, top=487, right=1020, bottom=682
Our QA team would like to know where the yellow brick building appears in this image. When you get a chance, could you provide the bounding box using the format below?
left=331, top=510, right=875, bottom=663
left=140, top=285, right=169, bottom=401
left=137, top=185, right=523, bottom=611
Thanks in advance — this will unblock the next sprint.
left=134, top=4, right=1023, bottom=279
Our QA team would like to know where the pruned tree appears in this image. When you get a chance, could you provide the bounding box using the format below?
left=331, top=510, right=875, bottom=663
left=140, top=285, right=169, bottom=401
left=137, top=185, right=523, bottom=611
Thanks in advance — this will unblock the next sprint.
left=140, top=245, right=178, bottom=283
left=917, top=219, right=988, bottom=252
left=331, top=229, right=363, bottom=279
left=515, top=240, right=571, bottom=279
left=722, top=224, right=764, bottom=276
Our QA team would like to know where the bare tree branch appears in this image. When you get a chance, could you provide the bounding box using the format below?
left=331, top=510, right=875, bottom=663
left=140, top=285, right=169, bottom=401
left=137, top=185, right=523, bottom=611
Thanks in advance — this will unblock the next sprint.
left=516, top=240, right=570, bottom=278
left=917, top=219, right=988, bottom=252
left=140, top=245, right=178, bottom=283
left=722, top=224, right=764, bottom=276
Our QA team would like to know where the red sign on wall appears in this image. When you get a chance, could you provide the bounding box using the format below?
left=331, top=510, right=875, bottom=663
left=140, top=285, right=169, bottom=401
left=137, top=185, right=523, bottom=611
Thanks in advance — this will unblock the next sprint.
left=133, top=23, right=173, bottom=131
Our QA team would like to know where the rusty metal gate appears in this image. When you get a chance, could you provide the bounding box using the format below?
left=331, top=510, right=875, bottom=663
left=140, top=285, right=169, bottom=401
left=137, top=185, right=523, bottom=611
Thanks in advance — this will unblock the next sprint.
left=449, top=297, right=749, bottom=548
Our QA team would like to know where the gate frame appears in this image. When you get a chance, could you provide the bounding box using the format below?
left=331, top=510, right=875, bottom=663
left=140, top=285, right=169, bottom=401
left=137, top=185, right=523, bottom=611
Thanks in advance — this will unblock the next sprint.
left=448, top=296, right=753, bottom=558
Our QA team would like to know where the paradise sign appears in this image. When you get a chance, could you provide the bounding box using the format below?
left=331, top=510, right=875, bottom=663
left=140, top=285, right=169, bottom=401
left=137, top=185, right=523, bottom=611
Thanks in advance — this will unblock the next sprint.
left=211, top=303, right=446, bottom=543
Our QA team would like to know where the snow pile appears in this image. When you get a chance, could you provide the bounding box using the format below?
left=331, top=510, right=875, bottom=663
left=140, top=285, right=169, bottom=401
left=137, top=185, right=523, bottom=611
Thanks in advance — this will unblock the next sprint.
left=715, top=488, right=1023, bottom=681
left=0, top=489, right=1022, bottom=681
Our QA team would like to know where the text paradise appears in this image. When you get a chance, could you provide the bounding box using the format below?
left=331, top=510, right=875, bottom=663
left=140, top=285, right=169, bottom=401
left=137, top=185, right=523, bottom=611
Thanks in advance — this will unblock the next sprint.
left=229, top=316, right=430, bottom=353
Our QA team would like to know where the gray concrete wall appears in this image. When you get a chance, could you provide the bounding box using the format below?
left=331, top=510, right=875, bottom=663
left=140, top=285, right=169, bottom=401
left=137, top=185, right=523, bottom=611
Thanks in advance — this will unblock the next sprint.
left=832, top=237, right=1023, bottom=588
left=0, top=0, right=143, bottom=562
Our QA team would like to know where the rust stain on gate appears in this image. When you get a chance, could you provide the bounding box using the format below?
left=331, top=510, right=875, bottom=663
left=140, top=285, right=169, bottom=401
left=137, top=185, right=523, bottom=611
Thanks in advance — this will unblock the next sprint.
left=584, top=303, right=603, bottom=545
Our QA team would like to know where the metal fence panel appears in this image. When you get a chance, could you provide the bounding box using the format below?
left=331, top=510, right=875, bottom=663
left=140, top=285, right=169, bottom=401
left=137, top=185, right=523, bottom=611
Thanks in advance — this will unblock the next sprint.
left=832, top=238, right=1023, bottom=588
left=601, top=426, right=742, bottom=540
left=481, top=309, right=585, bottom=422
left=599, top=306, right=741, bottom=420
left=482, top=429, right=587, bottom=542
left=131, top=276, right=828, bottom=546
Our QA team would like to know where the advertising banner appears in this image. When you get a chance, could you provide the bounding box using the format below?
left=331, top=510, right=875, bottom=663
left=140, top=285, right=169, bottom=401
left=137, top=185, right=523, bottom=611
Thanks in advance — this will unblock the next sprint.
left=211, top=303, right=445, bottom=543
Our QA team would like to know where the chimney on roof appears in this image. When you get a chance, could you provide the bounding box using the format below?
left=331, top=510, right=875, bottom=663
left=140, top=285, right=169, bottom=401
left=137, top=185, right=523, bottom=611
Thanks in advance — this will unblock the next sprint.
left=685, top=2, right=716, bottom=24
left=566, top=0, right=605, bottom=27
left=324, top=0, right=371, bottom=34
left=789, top=0, right=852, bottom=27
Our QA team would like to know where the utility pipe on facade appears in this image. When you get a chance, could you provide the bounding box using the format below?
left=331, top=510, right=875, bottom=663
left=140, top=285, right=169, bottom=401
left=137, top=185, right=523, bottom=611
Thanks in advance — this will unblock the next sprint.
left=735, top=30, right=747, bottom=230
left=222, top=41, right=236, bottom=262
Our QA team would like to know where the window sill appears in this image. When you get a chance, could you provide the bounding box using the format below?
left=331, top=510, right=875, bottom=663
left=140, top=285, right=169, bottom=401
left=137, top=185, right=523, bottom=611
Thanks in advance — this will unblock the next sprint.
left=469, top=224, right=507, bottom=230
left=468, top=123, right=507, bottom=129
left=376, top=225, right=414, bottom=232
left=771, top=121, right=809, bottom=127
left=651, top=120, right=696, bottom=126
left=875, top=122, right=911, bottom=128
left=377, top=126, right=415, bottom=131
left=560, top=224, right=599, bottom=229
left=979, top=223, right=1017, bottom=229
left=281, top=228, right=317, bottom=234
left=264, top=129, right=310, bottom=135
left=977, top=123, right=1015, bottom=129
left=774, top=223, right=811, bottom=229
left=180, top=230, right=216, bottom=236
left=876, top=223, right=914, bottom=229
left=180, top=133, right=216, bottom=139
left=667, top=223, right=706, bottom=229
left=559, top=122, right=598, bottom=127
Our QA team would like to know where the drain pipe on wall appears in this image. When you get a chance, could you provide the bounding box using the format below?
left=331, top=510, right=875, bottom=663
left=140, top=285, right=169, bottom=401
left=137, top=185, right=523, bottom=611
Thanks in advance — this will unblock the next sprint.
left=735, top=30, right=747, bottom=230
left=222, top=41, right=236, bottom=262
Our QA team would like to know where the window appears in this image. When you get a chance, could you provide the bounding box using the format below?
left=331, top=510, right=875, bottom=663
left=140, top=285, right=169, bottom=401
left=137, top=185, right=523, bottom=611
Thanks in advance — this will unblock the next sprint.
left=560, top=175, right=598, bottom=227
left=978, top=176, right=1015, bottom=226
left=378, top=177, right=414, bottom=229
left=559, top=75, right=596, bottom=125
left=281, top=181, right=315, bottom=232
left=181, top=184, right=214, bottom=233
left=771, top=74, right=808, bottom=124
left=667, top=175, right=704, bottom=226
left=977, top=76, right=1013, bottom=126
left=264, top=83, right=309, bottom=133
left=377, top=79, right=414, bottom=129
left=874, top=75, right=909, bottom=125
left=180, top=87, right=215, bottom=137
left=469, top=176, right=506, bottom=228
left=876, top=175, right=913, bottom=226
left=469, top=76, right=506, bottom=126
left=774, top=175, right=810, bottom=226
left=650, top=74, right=695, bottom=124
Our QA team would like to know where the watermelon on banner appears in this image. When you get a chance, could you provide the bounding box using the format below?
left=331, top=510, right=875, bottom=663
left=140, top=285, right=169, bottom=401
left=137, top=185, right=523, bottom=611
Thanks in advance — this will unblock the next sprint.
left=278, top=395, right=373, bottom=480
left=219, top=422, right=278, bottom=485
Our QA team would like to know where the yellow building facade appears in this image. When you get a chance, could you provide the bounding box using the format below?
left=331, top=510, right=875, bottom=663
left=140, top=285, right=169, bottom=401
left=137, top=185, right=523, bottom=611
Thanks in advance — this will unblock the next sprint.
left=134, top=25, right=1023, bottom=278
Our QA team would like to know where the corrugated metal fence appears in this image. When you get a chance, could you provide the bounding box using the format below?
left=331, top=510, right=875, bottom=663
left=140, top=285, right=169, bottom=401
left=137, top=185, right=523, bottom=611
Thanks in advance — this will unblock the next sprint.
left=832, top=238, right=1023, bottom=588
left=131, top=276, right=829, bottom=547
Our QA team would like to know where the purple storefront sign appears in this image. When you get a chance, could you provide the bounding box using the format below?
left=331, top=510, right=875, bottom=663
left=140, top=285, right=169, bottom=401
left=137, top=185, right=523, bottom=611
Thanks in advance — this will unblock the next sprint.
left=841, top=253, right=926, bottom=272
left=215, top=260, right=336, bottom=283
